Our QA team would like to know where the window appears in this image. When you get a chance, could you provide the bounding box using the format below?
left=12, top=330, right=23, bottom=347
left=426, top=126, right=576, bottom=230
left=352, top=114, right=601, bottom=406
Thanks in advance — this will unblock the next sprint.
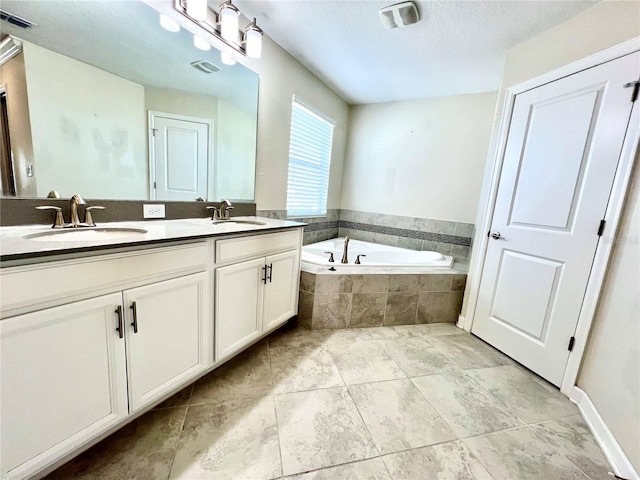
left=286, top=97, right=335, bottom=217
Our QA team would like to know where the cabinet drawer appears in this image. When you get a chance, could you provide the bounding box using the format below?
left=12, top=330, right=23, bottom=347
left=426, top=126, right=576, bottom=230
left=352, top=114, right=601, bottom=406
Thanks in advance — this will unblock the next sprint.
left=215, top=229, right=302, bottom=264
left=1, top=242, right=208, bottom=318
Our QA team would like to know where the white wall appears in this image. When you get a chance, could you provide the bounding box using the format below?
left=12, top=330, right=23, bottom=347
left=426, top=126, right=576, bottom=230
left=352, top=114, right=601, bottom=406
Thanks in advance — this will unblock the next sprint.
left=578, top=158, right=640, bottom=474
left=467, top=1, right=640, bottom=472
left=341, top=93, right=496, bottom=223
left=23, top=41, right=147, bottom=200
left=216, top=98, right=256, bottom=201
left=248, top=36, right=350, bottom=211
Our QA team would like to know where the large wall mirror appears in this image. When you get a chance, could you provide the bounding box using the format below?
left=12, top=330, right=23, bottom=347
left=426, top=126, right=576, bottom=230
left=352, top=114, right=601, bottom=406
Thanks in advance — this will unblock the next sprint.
left=0, top=0, right=258, bottom=202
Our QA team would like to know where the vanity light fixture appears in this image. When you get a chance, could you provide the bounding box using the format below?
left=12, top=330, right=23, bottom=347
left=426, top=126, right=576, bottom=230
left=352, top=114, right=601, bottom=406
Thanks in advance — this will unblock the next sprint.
left=219, top=0, right=240, bottom=42
left=186, top=0, right=208, bottom=21
left=243, top=18, right=263, bottom=59
left=159, top=13, right=180, bottom=32
left=173, top=0, right=264, bottom=59
left=193, top=34, right=211, bottom=50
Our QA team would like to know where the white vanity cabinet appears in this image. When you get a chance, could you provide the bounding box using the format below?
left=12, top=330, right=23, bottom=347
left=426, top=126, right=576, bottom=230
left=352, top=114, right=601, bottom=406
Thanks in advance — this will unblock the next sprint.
left=214, top=229, right=302, bottom=360
left=1, top=293, right=128, bottom=480
left=0, top=225, right=303, bottom=479
left=123, top=272, right=208, bottom=412
left=0, top=243, right=210, bottom=480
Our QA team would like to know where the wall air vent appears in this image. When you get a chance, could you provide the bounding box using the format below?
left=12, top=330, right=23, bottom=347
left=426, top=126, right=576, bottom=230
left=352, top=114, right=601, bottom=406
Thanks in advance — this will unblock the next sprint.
left=0, top=9, right=37, bottom=29
left=379, top=2, right=420, bottom=29
left=190, top=60, right=220, bottom=74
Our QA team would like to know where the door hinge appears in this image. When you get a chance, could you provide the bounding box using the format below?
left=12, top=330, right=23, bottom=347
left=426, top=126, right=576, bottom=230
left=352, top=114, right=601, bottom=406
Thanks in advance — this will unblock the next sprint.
left=153, top=181, right=157, bottom=190
left=568, top=336, right=576, bottom=352
left=597, top=219, right=606, bottom=236
left=624, top=81, right=640, bottom=102
left=151, top=128, right=158, bottom=136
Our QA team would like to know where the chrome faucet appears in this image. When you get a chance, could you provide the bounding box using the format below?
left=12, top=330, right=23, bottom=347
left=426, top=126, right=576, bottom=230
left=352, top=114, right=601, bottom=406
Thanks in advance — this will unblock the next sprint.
left=341, top=236, right=350, bottom=264
left=70, top=194, right=86, bottom=227
left=220, top=199, right=234, bottom=220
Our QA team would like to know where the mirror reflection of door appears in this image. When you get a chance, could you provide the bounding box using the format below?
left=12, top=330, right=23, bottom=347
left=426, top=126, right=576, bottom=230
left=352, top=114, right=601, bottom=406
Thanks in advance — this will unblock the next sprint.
left=0, top=89, right=17, bottom=196
left=149, top=111, right=211, bottom=201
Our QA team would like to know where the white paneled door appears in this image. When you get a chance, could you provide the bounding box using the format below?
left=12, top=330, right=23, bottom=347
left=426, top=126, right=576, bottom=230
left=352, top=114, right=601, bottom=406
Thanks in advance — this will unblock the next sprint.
left=150, top=112, right=210, bottom=201
left=473, top=52, right=639, bottom=386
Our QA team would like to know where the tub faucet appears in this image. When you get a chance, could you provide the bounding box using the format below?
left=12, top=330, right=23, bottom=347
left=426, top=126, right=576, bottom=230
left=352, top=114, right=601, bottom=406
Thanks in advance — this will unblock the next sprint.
left=341, top=236, right=350, bottom=264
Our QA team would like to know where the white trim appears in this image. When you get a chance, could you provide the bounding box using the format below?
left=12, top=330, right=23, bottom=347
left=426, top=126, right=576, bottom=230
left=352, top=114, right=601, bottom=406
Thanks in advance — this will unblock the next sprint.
left=561, top=92, right=640, bottom=394
left=291, top=94, right=337, bottom=127
left=570, top=387, right=639, bottom=480
left=462, top=37, right=640, bottom=396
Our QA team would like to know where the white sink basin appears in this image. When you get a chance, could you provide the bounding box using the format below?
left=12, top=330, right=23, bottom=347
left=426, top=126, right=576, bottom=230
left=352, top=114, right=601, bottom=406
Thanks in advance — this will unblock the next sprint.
left=24, top=227, right=148, bottom=242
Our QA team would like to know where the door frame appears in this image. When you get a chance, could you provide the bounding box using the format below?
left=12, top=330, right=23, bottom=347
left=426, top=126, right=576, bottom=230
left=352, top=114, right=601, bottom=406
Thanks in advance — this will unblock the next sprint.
left=147, top=110, right=214, bottom=201
left=460, top=37, right=640, bottom=396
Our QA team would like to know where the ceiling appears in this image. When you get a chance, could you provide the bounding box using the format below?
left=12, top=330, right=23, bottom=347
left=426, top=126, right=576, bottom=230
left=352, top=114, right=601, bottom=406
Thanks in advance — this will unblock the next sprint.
left=235, top=0, right=598, bottom=104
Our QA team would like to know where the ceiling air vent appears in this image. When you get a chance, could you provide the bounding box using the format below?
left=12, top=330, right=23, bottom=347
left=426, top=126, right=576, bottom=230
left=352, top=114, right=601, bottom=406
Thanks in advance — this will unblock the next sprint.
left=379, top=2, right=420, bottom=29
left=190, top=60, right=220, bottom=74
left=0, top=9, right=37, bottom=29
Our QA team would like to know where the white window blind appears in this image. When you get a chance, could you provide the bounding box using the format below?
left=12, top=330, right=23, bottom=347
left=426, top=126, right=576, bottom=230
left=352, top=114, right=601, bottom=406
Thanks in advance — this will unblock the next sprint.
left=286, top=98, right=335, bottom=217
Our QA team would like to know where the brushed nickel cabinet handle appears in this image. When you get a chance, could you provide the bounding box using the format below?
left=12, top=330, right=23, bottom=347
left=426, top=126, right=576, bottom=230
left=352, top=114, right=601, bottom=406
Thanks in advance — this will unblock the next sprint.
left=130, top=301, right=138, bottom=333
left=115, top=305, right=124, bottom=339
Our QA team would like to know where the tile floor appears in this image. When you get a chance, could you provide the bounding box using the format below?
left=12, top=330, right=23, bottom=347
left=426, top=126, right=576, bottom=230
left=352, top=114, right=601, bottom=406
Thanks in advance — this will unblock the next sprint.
left=46, top=323, right=612, bottom=480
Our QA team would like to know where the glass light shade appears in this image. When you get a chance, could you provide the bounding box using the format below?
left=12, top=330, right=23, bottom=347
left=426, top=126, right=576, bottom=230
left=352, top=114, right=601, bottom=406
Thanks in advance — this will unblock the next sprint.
left=219, top=3, right=239, bottom=42
left=245, top=27, right=262, bottom=59
left=159, top=14, right=180, bottom=32
left=186, top=0, right=208, bottom=21
left=193, top=35, right=211, bottom=51
left=221, top=52, right=236, bottom=65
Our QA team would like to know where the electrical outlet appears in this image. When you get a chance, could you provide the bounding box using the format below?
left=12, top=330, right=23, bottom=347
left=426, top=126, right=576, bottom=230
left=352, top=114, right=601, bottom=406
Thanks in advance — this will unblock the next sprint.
left=143, top=204, right=165, bottom=219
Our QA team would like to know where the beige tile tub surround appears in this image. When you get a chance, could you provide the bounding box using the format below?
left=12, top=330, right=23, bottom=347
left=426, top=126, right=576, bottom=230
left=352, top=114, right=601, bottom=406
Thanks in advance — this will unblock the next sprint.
left=256, top=209, right=474, bottom=259
left=299, top=272, right=466, bottom=330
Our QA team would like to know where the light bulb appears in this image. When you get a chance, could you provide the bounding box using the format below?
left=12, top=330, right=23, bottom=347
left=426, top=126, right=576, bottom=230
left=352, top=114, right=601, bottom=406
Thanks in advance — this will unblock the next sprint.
left=219, top=1, right=239, bottom=42
left=159, top=14, right=180, bottom=32
left=186, top=0, right=208, bottom=21
left=244, top=24, right=262, bottom=59
left=193, top=35, right=211, bottom=51
left=221, top=52, right=236, bottom=65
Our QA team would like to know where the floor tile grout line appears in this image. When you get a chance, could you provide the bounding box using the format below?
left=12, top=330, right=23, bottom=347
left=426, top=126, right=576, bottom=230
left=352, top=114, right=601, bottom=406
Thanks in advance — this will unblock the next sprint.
left=344, top=384, right=383, bottom=463
left=267, top=336, right=287, bottom=479
left=459, top=368, right=532, bottom=427
left=523, top=420, right=605, bottom=479
left=165, top=386, right=193, bottom=480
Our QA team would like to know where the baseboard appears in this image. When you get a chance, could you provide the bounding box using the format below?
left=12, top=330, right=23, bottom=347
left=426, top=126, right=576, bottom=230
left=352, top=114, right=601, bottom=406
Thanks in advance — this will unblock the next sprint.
left=570, top=387, right=639, bottom=480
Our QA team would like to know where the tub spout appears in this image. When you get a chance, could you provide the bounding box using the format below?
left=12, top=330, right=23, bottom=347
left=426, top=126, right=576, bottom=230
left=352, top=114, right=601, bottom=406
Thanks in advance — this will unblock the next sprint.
left=341, top=236, right=350, bottom=264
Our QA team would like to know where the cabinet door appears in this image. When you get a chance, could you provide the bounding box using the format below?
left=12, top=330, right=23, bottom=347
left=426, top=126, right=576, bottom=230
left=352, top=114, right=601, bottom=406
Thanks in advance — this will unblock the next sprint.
left=215, top=258, right=265, bottom=361
left=1, top=293, right=127, bottom=479
left=124, top=273, right=209, bottom=412
left=263, top=250, right=300, bottom=333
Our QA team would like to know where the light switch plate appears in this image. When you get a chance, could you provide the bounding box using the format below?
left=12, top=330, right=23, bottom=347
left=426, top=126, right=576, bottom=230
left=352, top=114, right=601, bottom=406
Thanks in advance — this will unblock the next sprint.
left=143, top=204, right=165, bottom=218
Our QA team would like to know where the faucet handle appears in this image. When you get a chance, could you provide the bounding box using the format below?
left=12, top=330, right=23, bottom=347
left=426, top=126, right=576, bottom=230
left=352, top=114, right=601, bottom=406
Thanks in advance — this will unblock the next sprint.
left=206, top=206, right=220, bottom=220
left=36, top=206, right=66, bottom=229
left=84, top=206, right=105, bottom=227
left=355, top=254, right=366, bottom=265
left=324, top=251, right=335, bottom=263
